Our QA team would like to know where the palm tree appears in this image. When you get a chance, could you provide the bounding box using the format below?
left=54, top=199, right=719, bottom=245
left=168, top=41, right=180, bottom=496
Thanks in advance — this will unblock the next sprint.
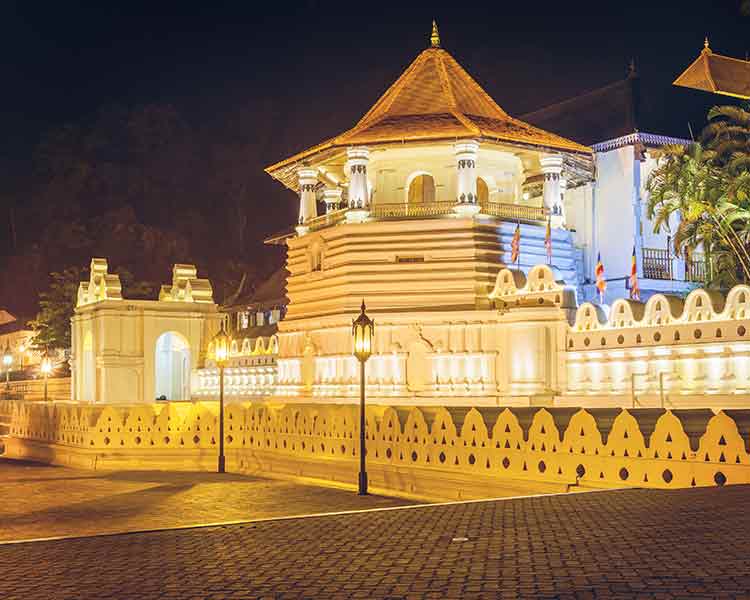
left=647, top=103, right=750, bottom=287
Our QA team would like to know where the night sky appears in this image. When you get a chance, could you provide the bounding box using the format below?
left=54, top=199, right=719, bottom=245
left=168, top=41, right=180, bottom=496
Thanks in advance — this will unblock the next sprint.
left=0, top=0, right=748, bottom=307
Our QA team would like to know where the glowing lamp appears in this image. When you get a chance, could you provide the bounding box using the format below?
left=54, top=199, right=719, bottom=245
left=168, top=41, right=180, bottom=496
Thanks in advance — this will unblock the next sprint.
left=40, top=348, right=52, bottom=402
left=3, top=343, right=12, bottom=367
left=352, top=300, right=374, bottom=496
left=210, top=322, right=231, bottom=474
left=40, top=352, right=53, bottom=375
left=213, top=325, right=231, bottom=368
left=352, top=301, right=375, bottom=363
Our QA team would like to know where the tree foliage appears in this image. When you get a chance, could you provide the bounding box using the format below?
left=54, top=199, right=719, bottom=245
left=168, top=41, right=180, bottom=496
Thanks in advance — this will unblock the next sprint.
left=0, top=102, right=280, bottom=325
left=647, top=103, right=750, bottom=288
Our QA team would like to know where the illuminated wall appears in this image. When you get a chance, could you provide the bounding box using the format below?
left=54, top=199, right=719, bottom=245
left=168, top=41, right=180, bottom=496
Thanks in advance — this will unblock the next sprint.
left=192, top=265, right=750, bottom=410
left=5, top=398, right=750, bottom=496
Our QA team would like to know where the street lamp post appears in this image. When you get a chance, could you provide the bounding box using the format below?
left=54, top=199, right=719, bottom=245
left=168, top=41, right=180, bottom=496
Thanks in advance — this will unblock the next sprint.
left=352, top=300, right=374, bottom=495
left=40, top=348, right=52, bottom=402
left=212, top=323, right=231, bottom=474
left=3, top=343, right=12, bottom=395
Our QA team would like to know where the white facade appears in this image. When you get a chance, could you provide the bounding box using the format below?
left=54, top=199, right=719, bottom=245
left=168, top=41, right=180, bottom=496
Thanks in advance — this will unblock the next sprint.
left=71, top=259, right=221, bottom=404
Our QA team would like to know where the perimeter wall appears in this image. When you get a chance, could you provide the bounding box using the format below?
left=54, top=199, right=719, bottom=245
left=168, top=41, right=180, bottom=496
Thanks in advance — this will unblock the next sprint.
left=3, top=399, right=749, bottom=501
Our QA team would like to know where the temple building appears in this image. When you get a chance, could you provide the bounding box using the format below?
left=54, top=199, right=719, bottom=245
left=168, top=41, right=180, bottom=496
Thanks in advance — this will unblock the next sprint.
left=69, top=26, right=750, bottom=410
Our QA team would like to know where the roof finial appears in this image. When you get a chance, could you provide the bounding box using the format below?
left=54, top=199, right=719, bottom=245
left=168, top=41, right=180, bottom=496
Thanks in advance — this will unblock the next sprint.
left=430, top=20, right=440, bottom=48
left=704, top=36, right=711, bottom=52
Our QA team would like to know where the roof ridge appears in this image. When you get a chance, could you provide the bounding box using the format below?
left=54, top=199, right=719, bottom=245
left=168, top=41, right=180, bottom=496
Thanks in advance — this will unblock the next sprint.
left=354, top=51, right=429, bottom=128
left=435, top=50, right=481, bottom=135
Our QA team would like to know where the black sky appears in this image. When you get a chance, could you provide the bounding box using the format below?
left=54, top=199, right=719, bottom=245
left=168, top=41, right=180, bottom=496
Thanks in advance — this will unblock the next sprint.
left=0, top=0, right=748, bottom=235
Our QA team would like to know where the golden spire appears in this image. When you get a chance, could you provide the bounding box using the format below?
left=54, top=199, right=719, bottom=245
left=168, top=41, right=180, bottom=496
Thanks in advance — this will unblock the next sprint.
left=703, top=36, right=711, bottom=52
left=430, top=20, right=440, bottom=48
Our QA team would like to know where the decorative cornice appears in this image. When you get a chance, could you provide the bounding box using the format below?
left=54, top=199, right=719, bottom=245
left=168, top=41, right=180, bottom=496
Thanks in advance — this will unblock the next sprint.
left=592, top=132, right=691, bottom=153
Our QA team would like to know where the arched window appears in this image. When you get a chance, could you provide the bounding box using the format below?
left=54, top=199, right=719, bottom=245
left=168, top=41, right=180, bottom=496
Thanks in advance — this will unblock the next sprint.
left=477, top=178, right=489, bottom=204
left=407, top=174, right=435, bottom=204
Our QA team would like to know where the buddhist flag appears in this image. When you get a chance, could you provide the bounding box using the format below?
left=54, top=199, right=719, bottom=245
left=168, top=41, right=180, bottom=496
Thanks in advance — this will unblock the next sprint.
left=544, top=218, right=552, bottom=264
left=595, top=253, right=606, bottom=303
left=629, top=246, right=641, bottom=301
left=510, top=223, right=521, bottom=264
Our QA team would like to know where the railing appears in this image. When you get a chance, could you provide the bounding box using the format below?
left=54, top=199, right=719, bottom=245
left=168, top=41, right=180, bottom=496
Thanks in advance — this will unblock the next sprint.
left=686, top=253, right=707, bottom=283
left=306, top=208, right=348, bottom=232
left=642, top=248, right=707, bottom=283
left=371, top=201, right=456, bottom=219
left=370, top=200, right=548, bottom=222
left=642, top=248, right=673, bottom=280
left=298, top=201, right=549, bottom=235
left=479, top=201, right=547, bottom=222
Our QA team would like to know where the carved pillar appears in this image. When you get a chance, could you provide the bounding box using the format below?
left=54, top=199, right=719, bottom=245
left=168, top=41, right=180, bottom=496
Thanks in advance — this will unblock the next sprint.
left=296, top=167, right=318, bottom=235
left=323, top=188, right=343, bottom=214
left=453, top=140, right=480, bottom=217
left=540, top=154, right=564, bottom=228
left=346, top=147, right=370, bottom=223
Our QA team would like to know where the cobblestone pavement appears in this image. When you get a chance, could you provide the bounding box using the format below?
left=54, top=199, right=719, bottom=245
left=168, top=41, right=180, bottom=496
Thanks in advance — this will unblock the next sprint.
left=0, top=458, right=413, bottom=541
left=4, top=485, right=750, bottom=599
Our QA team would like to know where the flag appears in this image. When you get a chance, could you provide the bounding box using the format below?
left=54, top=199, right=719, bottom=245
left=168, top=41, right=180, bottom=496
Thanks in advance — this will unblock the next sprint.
left=544, top=218, right=552, bottom=264
left=629, top=246, right=641, bottom=301
left=510, top=223, right=521, bottom=264
left=595, top=253, right=606, bottom=303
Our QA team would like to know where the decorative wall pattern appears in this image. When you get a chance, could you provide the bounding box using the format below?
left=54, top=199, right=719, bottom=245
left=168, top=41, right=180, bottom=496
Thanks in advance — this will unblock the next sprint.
left=6, top=400, right=750, bottom=490
left=567, top=286, right=750, bottom=398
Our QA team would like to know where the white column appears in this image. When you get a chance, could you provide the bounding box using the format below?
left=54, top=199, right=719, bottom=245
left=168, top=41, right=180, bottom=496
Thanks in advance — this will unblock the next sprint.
left=453, top=140, right=480, bottom=217
left=540, top=154, right=564, bottom=228
left=296, top=167, right=318, bottom=235
left=346, top=147, right=370, bottom=223
left=323, top=188, right=343, bottom=214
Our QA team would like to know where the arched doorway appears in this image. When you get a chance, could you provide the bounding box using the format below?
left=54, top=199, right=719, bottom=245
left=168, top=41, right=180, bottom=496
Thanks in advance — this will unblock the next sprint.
left=154, top=332, right=191, bottom=401
left=407, top=173, right=436, bottom=204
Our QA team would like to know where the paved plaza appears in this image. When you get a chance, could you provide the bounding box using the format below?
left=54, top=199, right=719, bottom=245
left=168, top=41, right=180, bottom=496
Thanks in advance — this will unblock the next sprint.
left=0, top=458, right=414, bottom=542
left=2, top=459, right=750, bottom=599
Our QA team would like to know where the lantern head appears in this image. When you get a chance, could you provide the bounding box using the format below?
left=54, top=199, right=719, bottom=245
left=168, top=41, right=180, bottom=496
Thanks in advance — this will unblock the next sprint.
left=352, top=300, right=375, bottom=363
left=40, top=348, right=53, bottom=375
left=2, top=343, right=11, bottom=367
left=212, top=323, right=231, bottom=368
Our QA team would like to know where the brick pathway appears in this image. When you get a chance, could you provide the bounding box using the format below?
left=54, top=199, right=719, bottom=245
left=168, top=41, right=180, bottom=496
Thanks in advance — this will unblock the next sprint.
left=4, top=483, right=750, bottom=599
left=0, top=458, right=413, bottom=542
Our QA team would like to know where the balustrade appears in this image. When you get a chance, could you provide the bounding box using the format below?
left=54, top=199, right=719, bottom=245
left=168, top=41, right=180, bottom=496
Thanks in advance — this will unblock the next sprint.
left=642, top=248, right=707, bottom=283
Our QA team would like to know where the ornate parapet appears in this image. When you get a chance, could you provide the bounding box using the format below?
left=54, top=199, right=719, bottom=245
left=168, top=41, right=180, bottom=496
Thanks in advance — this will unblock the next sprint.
left=489, top=264, right=577, bottom=317
left=159, top=264, right=214, bottom=303
left=565, top=285, right=750, bottom=398
left=568, top=286, right=750, bottom=349
left=5, top=400, right=750, bottom=494
left=76, top=258, right=122, bottom=307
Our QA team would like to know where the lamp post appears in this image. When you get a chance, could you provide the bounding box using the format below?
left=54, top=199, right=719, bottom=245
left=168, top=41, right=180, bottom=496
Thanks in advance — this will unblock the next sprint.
left=40, top=348, right=52, bottom=402
left=3, top=343, right=12, bottom=394
left=212, top=323, right=231, bottom=474
left=352, top=300, right=374, bottom=495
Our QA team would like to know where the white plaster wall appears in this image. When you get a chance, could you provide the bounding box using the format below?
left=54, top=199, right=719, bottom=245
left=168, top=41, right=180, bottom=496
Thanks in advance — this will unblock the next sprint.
left=594, top=146, right=637, bottom=280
